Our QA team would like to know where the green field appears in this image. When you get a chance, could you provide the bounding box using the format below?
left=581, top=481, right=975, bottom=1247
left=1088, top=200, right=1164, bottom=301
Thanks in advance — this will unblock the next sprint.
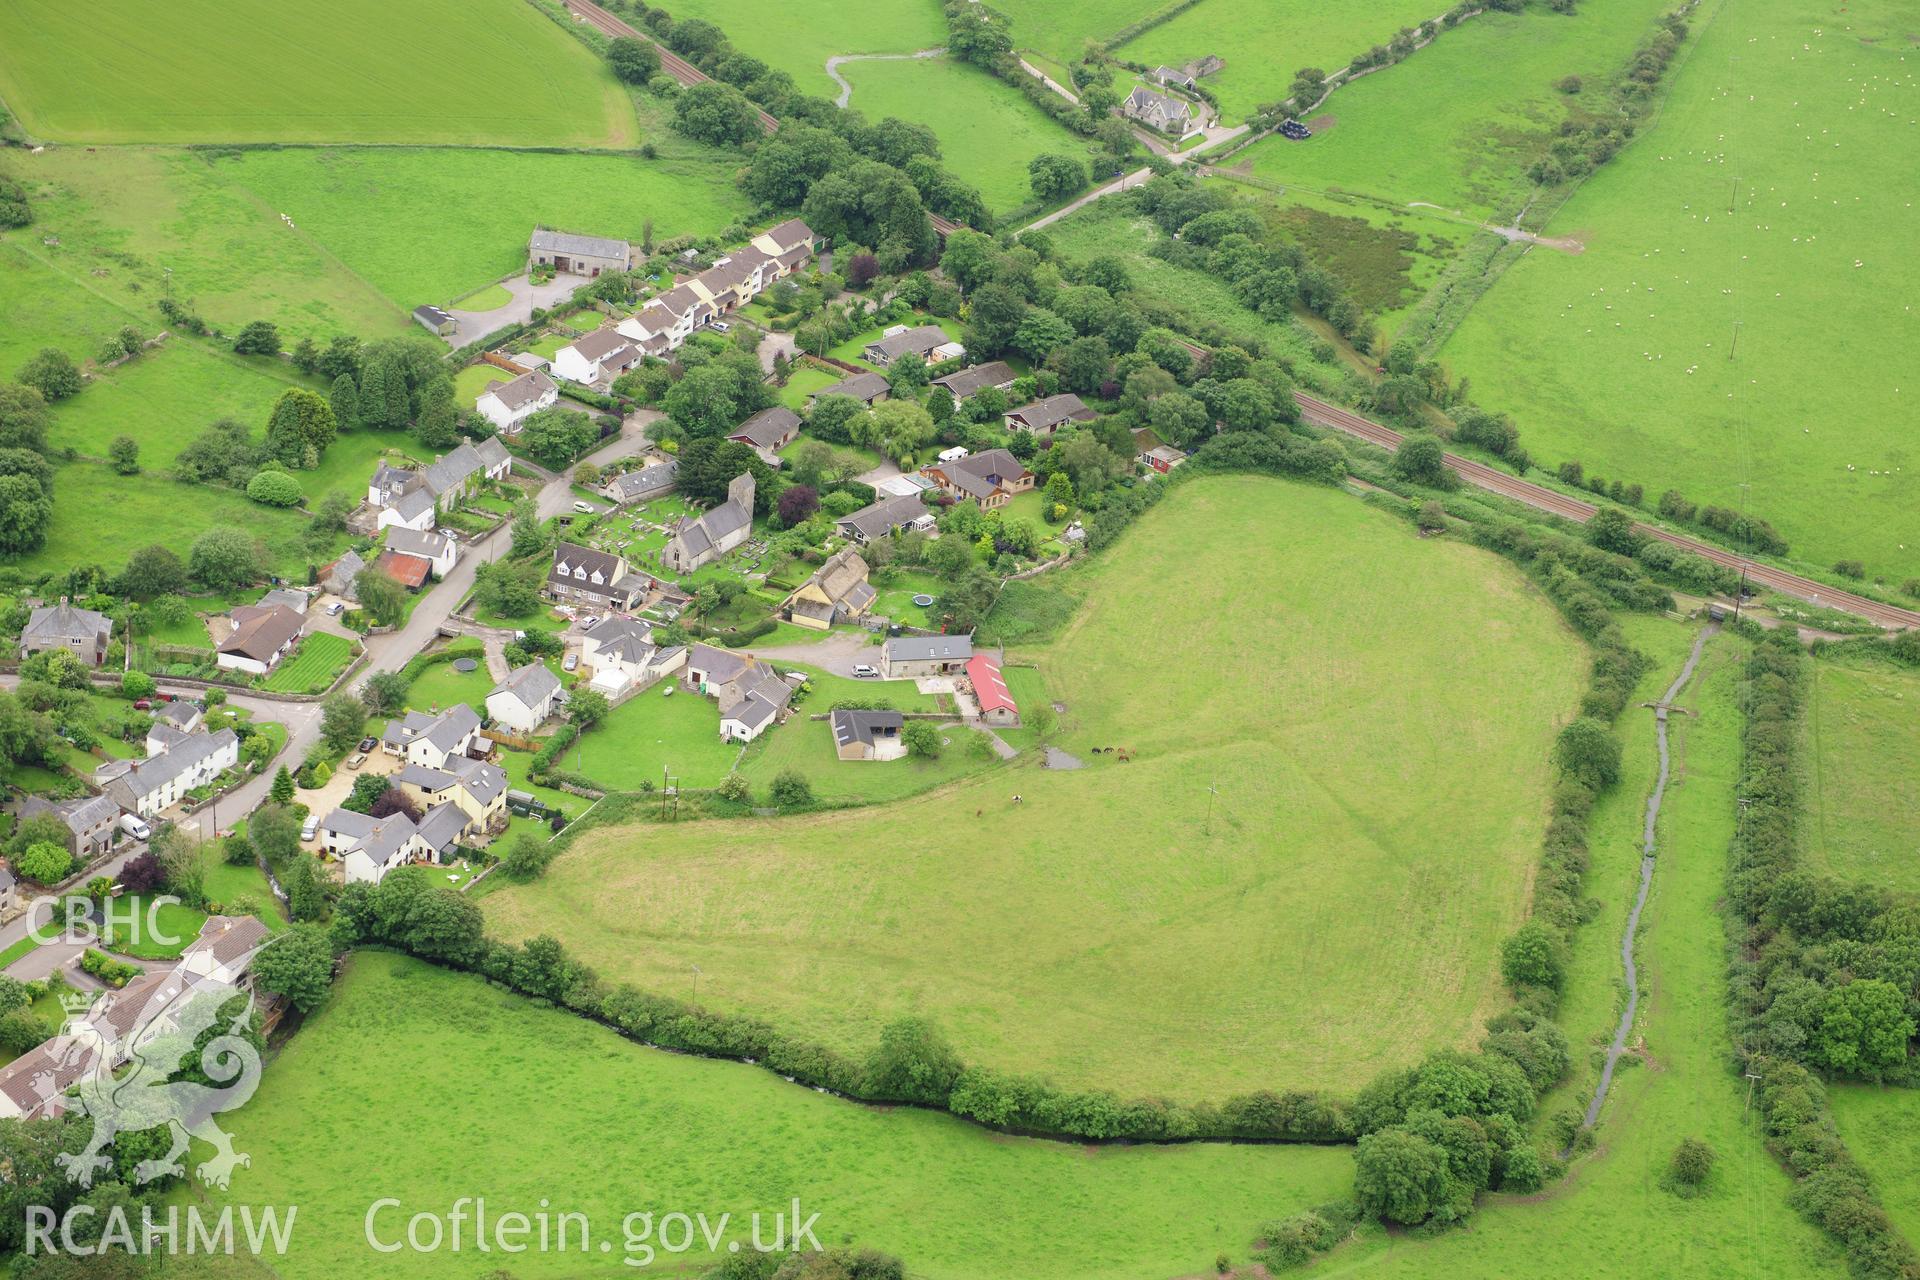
left=487, top=476, right=1585, bottom=1098
left=40, top=339, right=312, bottom=462
left=213, top=951, right=1350, bottom=1280
left=0, top=0, right=635, bottom=147
left=570, top=683, right=743, bottom=791
left=260, top=632, right=356, bottom=694
left=206, top=144, right=752, bottom=306
left=1830, top=1086, right=1920, bottom=1247
left=1011, top=0, right=1164, bottom=69
left=838, top=56, right=1090, bottom=214
left=1437, top=0, right=1920, bottom=574
left=1234, top=0, right=1676, bottom=220
left=1802, top=656, right=1920, bottom=893
left=664, top=0, right=948, bottom=96
left=1119, top=0, right=1448, bottom=123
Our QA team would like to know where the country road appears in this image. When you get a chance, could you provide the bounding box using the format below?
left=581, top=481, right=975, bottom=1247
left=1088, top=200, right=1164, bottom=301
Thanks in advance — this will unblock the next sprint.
left=1294, top=392, right=1920, bottom=632
left=564, top=0, right=778, bottom=132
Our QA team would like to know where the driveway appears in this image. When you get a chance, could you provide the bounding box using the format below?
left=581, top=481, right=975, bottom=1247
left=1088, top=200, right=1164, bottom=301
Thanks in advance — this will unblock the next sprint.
left=756, top=330, right=796, bottom=374
left=444, top=272, right=582, bottom=349
left=749, top=630, right=883, bottom=676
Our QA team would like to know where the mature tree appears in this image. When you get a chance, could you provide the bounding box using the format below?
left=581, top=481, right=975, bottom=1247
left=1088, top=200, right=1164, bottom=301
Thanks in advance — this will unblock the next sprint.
left=1390, top=434, right=1449, bottom=486
left=1050, top=335, right=1111, bottom=393
left=902, top=719, right=942, bottom=759
left=263, top=388, right=338, bottom=468
left=845, top=252, right=880, bottom=289
left=1012, top=308, right=1076, bottom=363
left=269, top=766, right=296, bottom=805
left=413, top=380, right=459, bottom=449
left=806, top=393, right=865, bottom=445
left=0, top=473, right=53, bottom=554
left=1290, top=66, right=1328, bottom=107
left=1554, top=717, right=1621, bottom=791
left=175, top=417, right=260, bottom=488
left=0, top=1009, right=49, bottom=1057
left=14, top=842, right=70, bottom=885
left=1354, top=1128, right=1452, bottom=1225
left=768, top=768, right=813, bottom=808
left=16, top=349, right=81, bottom=402
left=1586, top=506, right=1638, bottom=555
left=320, top=692, right=366, bottom=754
left=188, top=526, right=263, bottom=590
left=1028, top=152, right=1089, bottom=203
left=0, top=383, right=51, bottom=453
left=963, top=283, right=1028, bottom=358
left=501, top=833, right=557, bottom=880
left=0, top=448, right=52, bottom=503
left=106, top=435, right=140, bottom=476
left=674, top=438, right=769, bottom=506
left=607, top=35, right=661, bottom=83
left=674, top=81, right=762, bottom=146
left=354, top=566, right=410, bottom=627
left=568, top=688, right=610, bottom=729
left=356, top=352, right=411, bottom=432
left=1500, top=921, right=1567, bottom=992
left=1667, top=1138, right=1714, bottom=1193
left=327, top=372, right=361, bottom=432
left=246, top=469, right=303, bottom=507
left=231, top=321, right=280, bottom=357
left=938, top=229, right=999, bottom=293
left=1813, top=979, right=1914, bottom=1076
left=851, top=399, right=937, bottom=466
left=519, top=407, right=598, bottom=469
left=250, top=923, right=335, bottom=1013
left=777, top=484, right=819, bottom=525
left=864, top=1016, right=962, bottom=1105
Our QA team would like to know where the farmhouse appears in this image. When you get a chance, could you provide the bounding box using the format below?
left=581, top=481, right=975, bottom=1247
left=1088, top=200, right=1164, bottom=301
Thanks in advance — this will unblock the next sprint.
left=552, top=327, right=643, bottom=386
left=486, top=662, right=565, bottom=735
left=880, top=633, right=973, bottom=680
left=394, top=756, right=508, bottom=838
left=683, top=644, right=793, bottom=742
left=661, top=472, right=755, bottom=574
left=932, top=361, right=1017, bottom=402
left=966, top=654, right=1018, bottom=727
left=368, top=439, right=511, bottom=532
left=1123, top=85, right=1197, bottom=136
left=835, top=494, right=936, bottom=545
left=782, top=547, right=876, bottom=630
left=726, top=407, right=801, bottom=465
left=548, top=543, right=648, bottom=610
left=603, top=460, right=678, bottom=505
left=19, top=602, right=112, bottom=668
left=527, top=228, right=631, bottom=278
left=831, top=709, right=904, bottom=761
left=412, top=304, right=457, bottom=337
left=216, top=604, right=304, bottom=676
left=1006, top=393, right=1095, bottom=435
left=475, top=369, right=558, bottom=434
left=809, top=370, right=889, bottom=407
left=95, top=729, right=239, bottom=818
left=18, top=793, right=120, bottom=860
left=381, top=526, right=458, bottom=580
left=380, top=703, right=481, bottom=770
left=862, top=325, right=959, bottom=367
left=920, top=448, right=1034, bottom=510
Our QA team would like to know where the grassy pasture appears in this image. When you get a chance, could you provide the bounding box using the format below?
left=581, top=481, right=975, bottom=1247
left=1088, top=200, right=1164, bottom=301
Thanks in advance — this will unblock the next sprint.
left=838, top=56, right=1090, bottom=214
left=661, top=0, right=948, bottom=96
left=1232, top=0, right=1676, bottom=219
left=486, top=476, right=1586, bottom=1098
left=570, top=682, right=743, bottom=791
left=211, top=951, right=1351, bottom=1280
left=44, top=341, right=309, bottom=465
left=1438, top=0, right=1920, bottom=573
left=1830, top=1086, right=1920, bottom=1246
left=1801, top=656, right=1920, bottom=894
left=1119, top=0, right=1447, bottom=123
left=209, top=146, right=752, bottom=306
left=0, top=0, right=634, bottom=147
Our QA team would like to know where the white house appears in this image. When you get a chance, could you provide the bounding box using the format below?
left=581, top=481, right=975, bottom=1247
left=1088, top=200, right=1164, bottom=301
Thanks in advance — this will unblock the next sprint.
left=381, top=526, right=458, bottom=579
left=475, top=369, right=558, bottom=434
left=581, top=618, right=685, bottom=696
left=95, top=730, right=240, bottom=819
left=380, top=703, right=481, bottom=769
left=485, top=664, right=565, bottom=735
left=318, top=805, right=466, bottom=884
left=215, top=604, right=304, bottom=677
left=552, top=327, right=642, bottom=386
left=177, top=916, right=272, bottom=986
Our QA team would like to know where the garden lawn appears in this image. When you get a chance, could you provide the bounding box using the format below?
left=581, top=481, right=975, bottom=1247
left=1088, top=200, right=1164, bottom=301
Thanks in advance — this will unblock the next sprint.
left=104, top=896, right=208, bottom=961
left=776, top=365, right=841, bottom=410
left=571, top=684, right=742, bottom=791
left=213, top=951, right=1350, bottom=1280
left=1830, top=1086, right=1920, bottom=1245
left=1119, top=0, right=1446, bottom=123
left=1437, top=0, right=1920, bottom=574
left=0, top=0, right=634, bottom=147
left=487, top=475, right=1586, bottom=1098
left=403, top=660, right=495, bottom=716
left=837, top=56, right=1089, bottom=215
left=657, top=0, right=948, bottom=96
left=260, top=633, right=355, bottom=695
left=207, top=145, right=751, bottom=306
left=828, top=314, right=964, bottom=370
left=450, top=282, right=513, bottom=311
left=1801, top=655, right=1920, bottom=894
left=737, top=709, right=993, bottom=805
left=869, top=568, right=949, bottom=628
left=201, top=844, right=286, bottom=929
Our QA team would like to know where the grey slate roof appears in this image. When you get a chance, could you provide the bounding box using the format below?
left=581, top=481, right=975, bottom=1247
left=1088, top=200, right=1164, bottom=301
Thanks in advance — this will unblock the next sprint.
left=383, top=526, right=455, bottom=563
left=831, top=709, right=903, bottom=749
left=323, top=549, right=366, bottom=597
left=156, top=701, right=202, bottom=729
left=836, top=494, right=932, bottom=543
left=686, top=643, right=751, bottom=687
left=20, top=603, right=111, bottom=650
left=567, top=327, right=639, bottom=365
left=811, top=371, right=889, bottom=404
left=383, top=703, right=480, bottom=756
left=585, top=617, right=655, bottom=666
left=388, top=486, right=438, bottom=526
left=182, top=915, right=270, bottom=971
left=98, top=729, right=238, bottom=806
left=529, top=228, right=630, bottom=261
left=473, top=435, right=511, bottom=473
left=864, top=325, right=949, bottom=361
left=1007, top=393, right=1095, bottom=432
left=606, top=461, right=678, bottom=502
left=422, top=442, right=484, bottom=497
left=482, top=369, right=555, bottom=412
left=932, top=361, right=1016, bottom=400
left=883, top=634, right=973, bottom=665
left=729, top=406, right=800, bottom=451
left=489, top=662, right=561, bottom=713
left=934, top=448, right=1030, bottom=501
left=20, top=793, right=119, bottom=837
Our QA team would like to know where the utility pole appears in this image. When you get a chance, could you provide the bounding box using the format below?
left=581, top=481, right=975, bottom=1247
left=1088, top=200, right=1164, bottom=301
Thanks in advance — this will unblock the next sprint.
left=691, top=963, right=702, bottom=1004
left=1733, top=566, right=1748, bottom=623
left=1744, top=1071, right=1763, bottom=1112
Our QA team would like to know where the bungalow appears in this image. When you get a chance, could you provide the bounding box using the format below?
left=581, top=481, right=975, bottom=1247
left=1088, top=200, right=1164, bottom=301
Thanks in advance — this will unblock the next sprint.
left=726, top=407, right=801, bottom=466
left=1006, top=393, right=1096, bottom=435
left=18, top=794, right=121, bottom=860
left=880, top=633, right=973, bottom=680
left=782, top=547, right=875, bottom=630
left=1123, top=85, right=1197, bottom=136
left=382, top=526, right=458, bottom=580
left=548, top=543, right=648, bottom=611
left=966, top=654, right=1018, bottom=727
left=661, top=473, right=755, bottom=575
left=216, top=604, right=304, bottom=676
left=809, top=370, right=889, bottom=407
left=320, top=549, right=366, bottom=600
left=527, top=228, right=631, bottom=278
left=394, top=757, right=508, bottom=838
left=831, top=709, right=904, bottom=762
left=835, top=494, right=936, bottom=545
left=552, top=326, right=643, bottom=386
left=177, top=915, right=271, bottom=987
left=919, top=448, right=1034, bottom=510
left=931, top=361, right=1017, bottom=402
left=603, top=460, right=678, bottom=506
left=1142, top=444, right=1187, bottom=474
left=412, top=304, right=457, bottom=337
left=96, top=729, right=239, bottom=818
left=862, top=325, right=959, bottom=367
left=475, top=369, right=558, bottom=434
left=19, top=603, right=112, bottom=668
left=486, top=663, right=565, bottom=735
left=380, top=703, right=481, bottom=770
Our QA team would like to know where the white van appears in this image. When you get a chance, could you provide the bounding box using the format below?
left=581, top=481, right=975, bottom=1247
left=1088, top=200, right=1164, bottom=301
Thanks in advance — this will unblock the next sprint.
left=300, top=815, right=319, bottom=842
left=119, top=813, right=152, bottom=842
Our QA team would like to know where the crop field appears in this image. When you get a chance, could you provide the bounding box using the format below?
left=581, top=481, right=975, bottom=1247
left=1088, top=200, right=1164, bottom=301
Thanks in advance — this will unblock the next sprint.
left=838, top=56, right=1090, bottom=214
left=661, top=0, right=948, bottom=97
left=1232, top=0, right=1676, bottom=221
left=1439, top=0, right=1920, bottom=573
left=1118, top=0, right=1447, bottom=123
left=1830, top=1086, right=1920, bottom=1246
left=212, top=951, right=1352, bottom=1280
left=1801, top=656, right=1920, bottom=894
left=206, top=146, right=753, bottom=308
left=0, top=0, right=635, bottom=147
left=486, top=476, right=1585, bottom=1098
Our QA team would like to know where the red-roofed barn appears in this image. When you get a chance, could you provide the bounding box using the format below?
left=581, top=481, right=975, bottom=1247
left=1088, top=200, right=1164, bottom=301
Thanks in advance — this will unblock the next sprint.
left=966, top=655, right=1018, bottom=727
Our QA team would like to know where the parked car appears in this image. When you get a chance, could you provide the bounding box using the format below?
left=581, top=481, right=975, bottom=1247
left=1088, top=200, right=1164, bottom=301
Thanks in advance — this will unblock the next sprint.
left=119, top=814, right=152, bottom=842
left=345, top=752, right=367, bottom=770
left=710, top=320, right=730, bottom=334
left=132, top=699, right=152, bottom=711
left=573, top=500, right=595, bottom=514
left=325, top=601, right=346, bottom=616
left=300, top=815, right=318, bottom=842
left=851, top=664, right=879, bottom=679
left=357, top=736, right=377, bottom=753
left=562, top=653, right=579, bottom=672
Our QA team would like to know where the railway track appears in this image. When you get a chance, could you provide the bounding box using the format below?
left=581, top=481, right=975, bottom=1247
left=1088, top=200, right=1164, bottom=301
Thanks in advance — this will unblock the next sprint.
left=1293, top=392, right=1920, bottom=632
left=564, top=0, right=779, bottom=133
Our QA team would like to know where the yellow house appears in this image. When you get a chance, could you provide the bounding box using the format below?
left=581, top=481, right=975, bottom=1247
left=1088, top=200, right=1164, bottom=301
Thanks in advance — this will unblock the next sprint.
left=782, top=548, right=877, bottom=630
left=395, top=758, right=509, bottom=839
